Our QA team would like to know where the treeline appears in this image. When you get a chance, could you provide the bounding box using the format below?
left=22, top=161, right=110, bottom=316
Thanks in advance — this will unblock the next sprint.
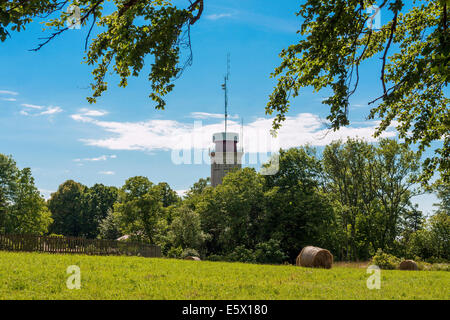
left=0, top=138, right=448, bottom=263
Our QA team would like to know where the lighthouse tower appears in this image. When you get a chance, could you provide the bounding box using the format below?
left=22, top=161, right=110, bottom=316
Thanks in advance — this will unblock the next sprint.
left=210, top=54, right=243, bottom=187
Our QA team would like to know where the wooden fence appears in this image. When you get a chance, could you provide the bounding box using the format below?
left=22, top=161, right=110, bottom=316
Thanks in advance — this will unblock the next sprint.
left=0, top=234, right=161, bottom=258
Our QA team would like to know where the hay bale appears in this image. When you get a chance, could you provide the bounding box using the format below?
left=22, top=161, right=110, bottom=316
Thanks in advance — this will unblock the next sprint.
left=399, top=260, right=418, bottom=271
left=116, top=235, right=130, bottom=241
left=184, top=256, right=201, bottom=261
left=296, top=246, right=333, bottom=269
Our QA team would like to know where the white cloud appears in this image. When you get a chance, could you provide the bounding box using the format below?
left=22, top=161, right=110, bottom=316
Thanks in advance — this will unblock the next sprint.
left=73, top=155, right=116, bottom=162
left=99, top=171, right=115, bottom=175
left=2, top=98, right=16, bottom=101
left=176, top=190, right=188, bottom=197
left=206, top=13, right=232, bottom=20
left=20, top=104, right=63, bottom=116
left=71, top=112, right=398, bottom=153
left=71, top=108, right=108, bottom=122
left=78, top=108, right=108, bottom=117
left=0, top=90, right=18, bottom=96
left=22, top=103, right=44, bottom=110
left=39, top=189, right=55, bottom=200
left=190, top=112, right=239, bottom=120
left=39, top=106, right=62, bottom=115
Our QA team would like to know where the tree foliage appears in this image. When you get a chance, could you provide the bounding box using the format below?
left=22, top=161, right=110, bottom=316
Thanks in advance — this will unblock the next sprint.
left=2, top=138, right=449, bottom=262
left=81, top=183, right=118, bottom=238
left=267, top=0, right=449, bottom=184
left=48, top=180, right=117, bottom=237
left=263, top=148, right=335, bottom=261
left=0, top=0, right=204, bottom=108
left=0, top=154, right=52, bottom=235
left=113, top=176, right=166, bottom=243
left=48, top=180, right=86, bottom=236
left=322, top=138, right=421, bottom=260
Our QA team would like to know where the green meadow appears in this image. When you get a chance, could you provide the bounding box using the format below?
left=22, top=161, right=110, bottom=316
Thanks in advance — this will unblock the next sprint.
left=0, top=251, right=448, bottom=300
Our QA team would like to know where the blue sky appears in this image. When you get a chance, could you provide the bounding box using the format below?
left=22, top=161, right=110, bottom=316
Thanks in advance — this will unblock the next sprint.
left=0, top=0, right=441, bottom=214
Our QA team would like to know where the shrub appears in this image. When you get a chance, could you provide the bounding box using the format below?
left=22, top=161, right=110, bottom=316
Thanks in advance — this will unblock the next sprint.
left=413, top=258, right=449, bottom=271
left=371, top=249, right=400, bottom=270
left=429, top=263, right=450, bottom=271
left=227, top=246, right=256, bottom=263
left=166, top=246, right=183, bottom=258
left=48, top=233, right=64, bottom=238
left=254, top=239, right=288, bottom=264
left=181, top=248, right=200, bottom=259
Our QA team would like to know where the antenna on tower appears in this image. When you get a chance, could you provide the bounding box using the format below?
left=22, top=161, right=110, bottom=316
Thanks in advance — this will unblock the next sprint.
left=240, top=118, right=244, bottom=153
left=221, top=53, right=230, bottom=133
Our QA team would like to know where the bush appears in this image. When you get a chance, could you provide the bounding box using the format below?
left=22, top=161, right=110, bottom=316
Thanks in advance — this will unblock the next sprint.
left=166, top=246, right=183, bottom=258
left=429, top=263, right=450, bottom=271
left=48, top=233, right=64, bottom=238
left=413, top=257, right=449, bottom=271
left=181, top=248, right=200, bottom=259
left=371, top=249, right=400, bottom=270
left=227, top=246, right=256, bottom=263
left=254, top=239, right=288, bottom=264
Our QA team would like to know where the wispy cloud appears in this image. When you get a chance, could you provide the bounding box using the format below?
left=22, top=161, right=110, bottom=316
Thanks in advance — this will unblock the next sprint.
left=189, top=112, right=239, bottom=120
left=74, top=155, right=117, bottom=162
left=71, top=112, right=397, bottom=153
left=20, top=104, right=63, bottom=116
left=78, top=108, right=108, bottom=117
left=39, top=106, right=63, bottom=115
left=71, top=108, right=108, bottom=122
left=350, top=103, right=367, bottom=109
left=206, top=13, right=232, bottom=20
left=2, top=98, right=16, bottom=102
left=99, top=171, right=115, bottom=175
left=206, top=8, right=299, bottom=34
left=22, top=103, right=44, bottom=110
left=0, top=90, right=19, bottom=96
left=204, top=6, right=298, bottom=33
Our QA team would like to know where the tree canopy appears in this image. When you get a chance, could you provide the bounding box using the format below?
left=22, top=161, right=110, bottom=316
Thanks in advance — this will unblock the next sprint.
left=1, top=144, right=449, bottom=263
left=266, top=0, right=449, bottom=184
left=0, top=154, right=52, bottom=235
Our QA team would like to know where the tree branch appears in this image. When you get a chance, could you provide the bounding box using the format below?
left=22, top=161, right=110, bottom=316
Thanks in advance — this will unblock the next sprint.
left=380, top=10, right=398, bottom=95
left=84, top=14, right=96, bottom=50
left=188, top=0, right=203, bottom=25
left=29, top=0, right=104, bottom=51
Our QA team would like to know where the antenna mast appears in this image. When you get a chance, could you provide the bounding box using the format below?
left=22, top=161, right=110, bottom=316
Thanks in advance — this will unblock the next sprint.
left=222, top=53, right=230, bottom=133
left=240, top=118, right=244, bottom=153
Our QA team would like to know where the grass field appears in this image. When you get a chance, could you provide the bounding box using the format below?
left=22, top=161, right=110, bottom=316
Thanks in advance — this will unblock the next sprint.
left=0, top=251, right=448, bottom=300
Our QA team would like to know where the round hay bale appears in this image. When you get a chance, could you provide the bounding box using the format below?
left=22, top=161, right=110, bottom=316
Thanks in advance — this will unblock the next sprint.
left=399, top=260, right=418, bottom=271
left=296, top=246, right=333, bottom=269
left=184, top=256, right=201, bottom=261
